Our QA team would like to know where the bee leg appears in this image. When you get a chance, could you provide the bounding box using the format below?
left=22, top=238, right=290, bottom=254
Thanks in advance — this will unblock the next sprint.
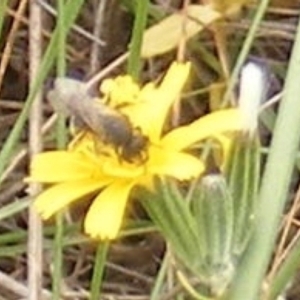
left=68, top=131, right=87, bottom=150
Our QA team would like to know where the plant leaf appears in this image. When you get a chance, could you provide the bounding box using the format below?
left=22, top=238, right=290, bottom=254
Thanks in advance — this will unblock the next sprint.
left=141, top=5, right=220, bottom=58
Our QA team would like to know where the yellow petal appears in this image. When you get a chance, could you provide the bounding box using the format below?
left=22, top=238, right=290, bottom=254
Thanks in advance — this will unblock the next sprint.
left=159, top=62, right=191, bottom=95
left=34, top=179, right=110, bottom=219
left=100, top=76, right=140, bottom=107
left=84, top=180, right=135, bottom=240
left=101, top=158, right=146, bottom=178
left=162, top=109, right=242, bottom=151
left=213, top=133, right=234, bottom=167
left=125, top=62, right=191, bottom=141
left=149, top=62, right=191, bottom=141
left=118, top=90, right=157, bottom=137
left=27, top=151, right=102, bottom=183
left=147, top=146, right=204, bottom=180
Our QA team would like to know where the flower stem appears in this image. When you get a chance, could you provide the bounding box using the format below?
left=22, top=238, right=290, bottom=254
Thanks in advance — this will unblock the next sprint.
left=228, top=11, right=300, bottom=300
left=90, top=242, right=109, bottom=300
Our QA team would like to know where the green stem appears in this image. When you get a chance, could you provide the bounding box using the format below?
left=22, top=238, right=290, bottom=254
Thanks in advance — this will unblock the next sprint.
left=150, top=251, right=169, bottom=300
left=90, top=242, right=109, bottom=300
left=228, top=12, right=300, bottom=300
left=56, top=0, right=68, bottom=149
left=52, top=212, right=64, bottom=300
left=0, top=0, right=8, bottom=37
left=222, top=0, right=271, bottom=106
left=127, top=0, right=149, bottom=80
left=268, top=236, right=300, bottom=300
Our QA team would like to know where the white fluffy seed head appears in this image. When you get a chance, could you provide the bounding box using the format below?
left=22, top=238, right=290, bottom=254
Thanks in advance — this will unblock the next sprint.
left=238, top=62, right=266, bottom=134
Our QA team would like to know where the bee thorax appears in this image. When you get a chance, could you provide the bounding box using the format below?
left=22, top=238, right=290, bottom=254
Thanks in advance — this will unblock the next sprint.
left=100, top=114, right=133, bottom=147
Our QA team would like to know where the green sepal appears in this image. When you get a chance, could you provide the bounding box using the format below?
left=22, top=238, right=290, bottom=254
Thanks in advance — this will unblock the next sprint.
left=224, top=134, right=261, bottom=257
left=139, top=177, right=203, bottom=275
left=189, top=173, right=235, bottom=296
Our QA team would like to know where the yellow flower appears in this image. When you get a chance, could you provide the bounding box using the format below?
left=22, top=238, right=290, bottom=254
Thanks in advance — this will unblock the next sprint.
left=27, top=62, right=243, bottom=240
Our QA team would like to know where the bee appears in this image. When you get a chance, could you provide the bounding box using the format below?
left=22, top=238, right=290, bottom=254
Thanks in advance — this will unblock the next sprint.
left=47, top=77, right=148, bottom=163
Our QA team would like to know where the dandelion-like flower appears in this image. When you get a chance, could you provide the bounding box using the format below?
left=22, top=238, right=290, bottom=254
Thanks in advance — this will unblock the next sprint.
left=27, top=62, right=242, bottom=240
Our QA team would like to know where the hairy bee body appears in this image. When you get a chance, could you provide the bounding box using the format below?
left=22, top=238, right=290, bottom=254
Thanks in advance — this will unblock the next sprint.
left=48, top=78, right=148, bottom=162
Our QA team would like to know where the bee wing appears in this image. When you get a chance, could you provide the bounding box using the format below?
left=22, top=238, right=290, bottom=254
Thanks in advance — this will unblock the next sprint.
left=48, top=78, right=96, bottom=118
left=48, top=77, right=115, bottom=137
